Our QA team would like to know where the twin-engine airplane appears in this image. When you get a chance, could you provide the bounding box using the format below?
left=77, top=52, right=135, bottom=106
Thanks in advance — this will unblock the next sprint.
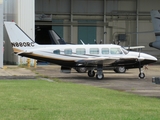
left=4, top=22, right=157, bottom=80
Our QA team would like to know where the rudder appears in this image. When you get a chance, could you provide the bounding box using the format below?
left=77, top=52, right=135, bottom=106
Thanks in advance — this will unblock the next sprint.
left=4, top=22, right=38, bottom=49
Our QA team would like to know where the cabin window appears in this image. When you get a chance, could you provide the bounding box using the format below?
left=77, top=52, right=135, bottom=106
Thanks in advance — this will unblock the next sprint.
left=102, top=48, right=109, bottom=54
left=64, top=49, right=72, bottom=55
left=110, top=48, right=123, bottom=54
left=76, top=48, right=86, bottom=55
left=90, top=48, right=99, bottom=54
left=53, top=49, right=60, bottom=54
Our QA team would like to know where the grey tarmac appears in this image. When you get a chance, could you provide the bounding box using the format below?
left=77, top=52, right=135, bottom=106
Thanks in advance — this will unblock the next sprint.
left=1, top=65, right=160, bottom=98
left=32, top=64, right=160, bottom=98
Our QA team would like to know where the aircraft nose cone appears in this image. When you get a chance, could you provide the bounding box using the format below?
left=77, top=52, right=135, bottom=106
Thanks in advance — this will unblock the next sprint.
left=153, top=56, right=158, bottom=61
left=141, top=53, right=157, bottom=64
left=149, top=55, right=157, bottom=63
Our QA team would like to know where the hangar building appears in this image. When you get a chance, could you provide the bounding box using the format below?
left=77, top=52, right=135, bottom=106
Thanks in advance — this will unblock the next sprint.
left=2, top=0, right=160, bottom=65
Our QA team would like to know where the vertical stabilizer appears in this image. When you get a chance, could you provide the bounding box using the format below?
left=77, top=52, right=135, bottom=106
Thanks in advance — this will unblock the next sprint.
left=49, top=30, right=66, bottom=44
left=4, top=22, right=38, bottom=52
left=49, top=30, right=61, bottom=44
left=149, top=10, right=160, bottom=49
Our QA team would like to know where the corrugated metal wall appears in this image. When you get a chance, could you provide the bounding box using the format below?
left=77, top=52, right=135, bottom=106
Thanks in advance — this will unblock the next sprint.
left=78, top=20, right=96, bottom=44
left=0, top=0, right=3, bottom=68
left=17, top=0, right=35, bottom=40
left=35, top=0, right=160, bottom=57
left=17, top=0, right=35, bottom=65
left=4, top=0, right=35, bottom=65
left=4, top=0, right=160, bottom=64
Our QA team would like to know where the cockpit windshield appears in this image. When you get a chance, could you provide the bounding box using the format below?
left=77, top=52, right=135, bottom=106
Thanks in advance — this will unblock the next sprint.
left=110, top=48, right=123, bottom=54
left=121, top=47, right=129, bottom=55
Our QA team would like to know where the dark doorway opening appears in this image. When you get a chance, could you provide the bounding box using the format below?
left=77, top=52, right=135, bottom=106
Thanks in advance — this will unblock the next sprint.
left=35, top=25, right=52, bottom=65
left=35, top=25, right=52, bottom=44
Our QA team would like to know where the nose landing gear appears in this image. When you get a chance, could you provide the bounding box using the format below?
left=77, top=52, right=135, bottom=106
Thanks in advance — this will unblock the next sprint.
left=138, top=63, right=145, bottom=79
left=139, top=72, right=145, bottom=79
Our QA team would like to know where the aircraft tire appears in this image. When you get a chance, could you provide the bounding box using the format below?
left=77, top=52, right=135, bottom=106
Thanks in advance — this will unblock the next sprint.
left=139, top=73, right=145, bottom=79
left=114, top=67, right=126, bottom=73
left=76, top=67, right=87, bottom=73
left=96, top=73, right=104, bottom=80
left=88, top=70, right=95, bottom=77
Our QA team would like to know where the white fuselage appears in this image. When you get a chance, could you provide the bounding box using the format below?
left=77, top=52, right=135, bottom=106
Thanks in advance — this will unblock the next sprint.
left=18, top=44, right=157, bottom=67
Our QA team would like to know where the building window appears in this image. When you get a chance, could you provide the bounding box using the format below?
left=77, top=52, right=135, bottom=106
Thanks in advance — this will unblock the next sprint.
left=110, top=48, right=123, bottom=54
left=90, top=48, right=99, bottom=54
left=53, top=49, right=60, bottom=54
left=102, top=48, right=109, bottom=54
left=64, top=49, right=72, bottom=55
left=76, top=48, right=86, bottom=55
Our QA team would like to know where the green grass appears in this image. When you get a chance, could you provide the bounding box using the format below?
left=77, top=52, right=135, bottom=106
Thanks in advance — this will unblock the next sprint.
left=0, top=79, right=159, bottom=120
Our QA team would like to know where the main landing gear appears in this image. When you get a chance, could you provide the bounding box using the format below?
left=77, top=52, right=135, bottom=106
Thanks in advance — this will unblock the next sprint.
left=87, top=63, right=146, bottom=80
left=88, top=70, right=95, bottom=77
left=88, top=64, right=104, bottom=80
left=88, top=70, right=104, bottom=80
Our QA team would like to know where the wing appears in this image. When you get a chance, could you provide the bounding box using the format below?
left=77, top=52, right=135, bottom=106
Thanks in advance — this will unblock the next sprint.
left=75, top=55, right=141, bottom=68
left=75, top=56, right=119, bottom=66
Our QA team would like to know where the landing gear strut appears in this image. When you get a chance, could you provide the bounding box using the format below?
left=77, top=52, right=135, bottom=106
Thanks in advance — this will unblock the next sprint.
left=96, top=64, right=104, bottom=80
left=138, top=53, right=145, bottom=79
left=138, top=65, right=145, bottom=79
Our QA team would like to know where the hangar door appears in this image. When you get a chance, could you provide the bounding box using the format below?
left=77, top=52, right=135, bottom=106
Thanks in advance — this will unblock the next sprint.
left=35, top=25, right=52, bottom=44
left=36, top=20, right=63, bottom=45
left=52, top=20, right=63, bottom=39
left=78, top=20, right=96, bottom=44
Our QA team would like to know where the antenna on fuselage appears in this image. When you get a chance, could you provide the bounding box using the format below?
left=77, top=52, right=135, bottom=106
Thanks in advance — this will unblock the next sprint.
left=80, top=39, right=85, bottom=45
left=94, top=39, right=97, bottom=44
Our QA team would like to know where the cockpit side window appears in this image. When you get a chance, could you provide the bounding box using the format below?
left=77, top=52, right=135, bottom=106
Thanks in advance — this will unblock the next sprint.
left=110, top=48, right=123, bottom=54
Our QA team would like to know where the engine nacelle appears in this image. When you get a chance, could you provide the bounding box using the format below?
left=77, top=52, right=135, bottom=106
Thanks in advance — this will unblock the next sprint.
left=61, top=66, right=71, bottom=73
